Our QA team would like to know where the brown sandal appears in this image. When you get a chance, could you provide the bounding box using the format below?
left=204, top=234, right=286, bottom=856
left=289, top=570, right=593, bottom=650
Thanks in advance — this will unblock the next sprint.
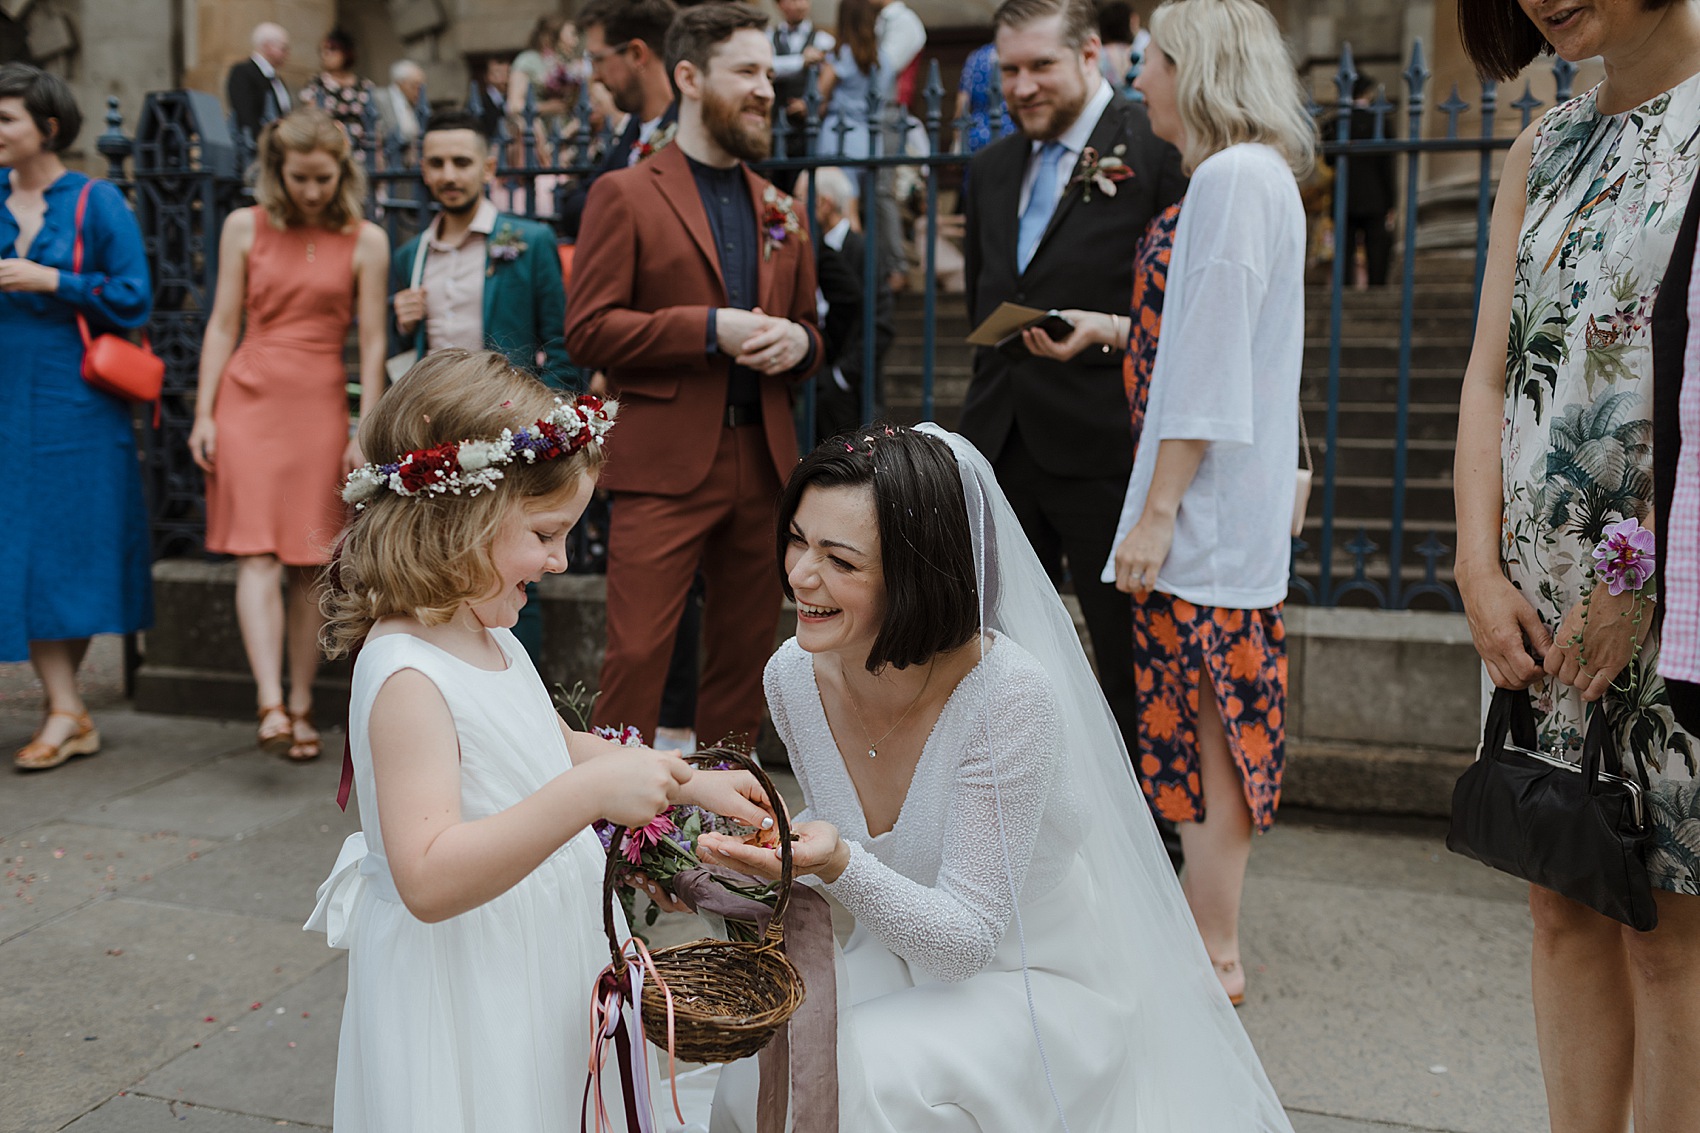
left=15, top=711, right=101, bottom=772
left=285, top=709, right=322, bottom=762
left=1214, top=958, right=1247, bottom=1008
left=257, top=704, right=293, bottom=755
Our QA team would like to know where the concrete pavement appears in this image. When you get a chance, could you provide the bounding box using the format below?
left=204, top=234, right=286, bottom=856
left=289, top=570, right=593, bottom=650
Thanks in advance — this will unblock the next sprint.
left=1, top=639, right=1545, bottom=1133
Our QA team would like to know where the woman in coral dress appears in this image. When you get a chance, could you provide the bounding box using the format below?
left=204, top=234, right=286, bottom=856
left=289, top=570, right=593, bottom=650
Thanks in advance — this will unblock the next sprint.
left=189, top=107, right=388, bottom=760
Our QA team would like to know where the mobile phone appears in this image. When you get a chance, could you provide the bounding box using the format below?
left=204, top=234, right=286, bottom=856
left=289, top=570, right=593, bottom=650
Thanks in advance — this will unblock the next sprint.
left=1032, top=311, right=1075, bottom=340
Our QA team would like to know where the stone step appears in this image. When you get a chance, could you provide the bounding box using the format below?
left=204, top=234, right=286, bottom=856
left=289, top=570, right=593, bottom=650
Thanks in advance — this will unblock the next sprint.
left=1323, top=401, right=1460, bottom=442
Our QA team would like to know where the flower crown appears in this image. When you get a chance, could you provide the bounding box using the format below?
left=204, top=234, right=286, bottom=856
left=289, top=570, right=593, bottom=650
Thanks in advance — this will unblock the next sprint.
left=342, top=394, right=616, bottom=507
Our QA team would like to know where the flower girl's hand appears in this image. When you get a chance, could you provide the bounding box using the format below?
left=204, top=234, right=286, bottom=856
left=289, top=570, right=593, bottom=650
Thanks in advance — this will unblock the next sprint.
left=680, top=769, right=780, bottom=833
left=698, top=821, right=849, bottom=883
left=595, top=748, right=693, bottom=828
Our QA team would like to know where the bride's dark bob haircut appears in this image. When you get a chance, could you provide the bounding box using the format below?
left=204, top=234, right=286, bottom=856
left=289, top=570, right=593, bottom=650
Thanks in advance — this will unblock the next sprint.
left=776, top=425, right=979, bottom=673
left=1459, top=0, right=1674, bottom=81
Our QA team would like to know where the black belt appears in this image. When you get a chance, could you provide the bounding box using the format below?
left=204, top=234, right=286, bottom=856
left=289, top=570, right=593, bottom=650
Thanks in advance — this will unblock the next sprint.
left=724, top=404, right=763, bottom=428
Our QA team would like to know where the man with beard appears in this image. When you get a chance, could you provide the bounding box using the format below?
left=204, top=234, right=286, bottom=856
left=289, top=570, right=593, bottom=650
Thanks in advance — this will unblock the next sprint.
left=389, top=110, right=575, bottom=661
left=560, top=0, right=680, bottom=240
left=566, top=3, right=824, bottom=747
left=960, top=0, right=1186, bottom=828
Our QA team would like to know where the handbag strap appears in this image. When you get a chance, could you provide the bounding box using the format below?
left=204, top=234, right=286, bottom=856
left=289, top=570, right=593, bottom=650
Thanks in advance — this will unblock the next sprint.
left=1485, top=687, right=1540, bottom=756
left=71, top=180, right=95, bottom=353
left=409, top=224, right=431, bottom=355
left=1579, top=703, right=1630, bottom=787
left=1298, top=407, right=1315, bottom=473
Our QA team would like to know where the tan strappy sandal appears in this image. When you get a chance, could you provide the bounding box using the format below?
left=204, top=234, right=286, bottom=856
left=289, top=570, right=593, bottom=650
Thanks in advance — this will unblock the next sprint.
left=1214, top=957, right=1247, bottom=1008
left=257, top=704, right=293, bottom=755
left=285, top=709, right=322, bottom=762
left=15, top=711, right=101, bottom=772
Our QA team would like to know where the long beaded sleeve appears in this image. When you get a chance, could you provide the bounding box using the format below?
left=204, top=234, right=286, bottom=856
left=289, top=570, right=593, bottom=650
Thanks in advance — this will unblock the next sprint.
left=763, top=639, right=1065, bottom=983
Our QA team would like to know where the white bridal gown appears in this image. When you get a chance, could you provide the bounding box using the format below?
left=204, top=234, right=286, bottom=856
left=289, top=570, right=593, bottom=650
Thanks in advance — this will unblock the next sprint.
left=714, top=632, right=1152, bottom=1132
left=306, top=628, right=639, bottom=1132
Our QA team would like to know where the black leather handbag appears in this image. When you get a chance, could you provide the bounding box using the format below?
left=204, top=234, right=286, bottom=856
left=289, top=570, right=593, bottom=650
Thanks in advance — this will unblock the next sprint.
left=1447, top=688, right=1658, bottom=932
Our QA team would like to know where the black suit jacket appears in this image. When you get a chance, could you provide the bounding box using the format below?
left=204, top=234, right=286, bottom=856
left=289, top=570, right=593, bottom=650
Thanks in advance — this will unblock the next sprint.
left=227, top=59, right=282, bottom=141
left=820, top=228, right=896, bottom=381
left=960, top=94, right=1187, bottom=479
left=561, top=102, right=680, bottom=240
left=1650, top=168, right=1700, bottom=598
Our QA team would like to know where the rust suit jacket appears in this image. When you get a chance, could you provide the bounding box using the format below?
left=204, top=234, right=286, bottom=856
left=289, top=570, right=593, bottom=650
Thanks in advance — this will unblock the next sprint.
left=564, top=143, right=825, bottom=496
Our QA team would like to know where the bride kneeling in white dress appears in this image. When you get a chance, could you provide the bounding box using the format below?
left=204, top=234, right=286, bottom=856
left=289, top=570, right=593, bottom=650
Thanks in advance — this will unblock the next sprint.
left=699, top=425, right=1292, bottom=1132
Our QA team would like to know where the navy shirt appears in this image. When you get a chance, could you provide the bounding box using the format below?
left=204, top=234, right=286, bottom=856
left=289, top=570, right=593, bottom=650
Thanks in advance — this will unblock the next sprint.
left=688, top=155, right=762, bottom=411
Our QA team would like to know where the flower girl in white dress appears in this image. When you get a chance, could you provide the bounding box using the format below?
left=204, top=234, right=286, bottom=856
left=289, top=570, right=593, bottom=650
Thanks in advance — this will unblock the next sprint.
left=303, top=351, right=774, bottom=1133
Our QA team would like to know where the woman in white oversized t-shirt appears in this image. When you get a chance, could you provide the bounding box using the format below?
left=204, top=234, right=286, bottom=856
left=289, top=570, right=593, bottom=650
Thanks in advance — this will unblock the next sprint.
left=1023, top=0, right=1313, bottom=1006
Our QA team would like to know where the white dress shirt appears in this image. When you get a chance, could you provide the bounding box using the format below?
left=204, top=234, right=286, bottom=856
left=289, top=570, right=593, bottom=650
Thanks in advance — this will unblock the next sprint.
left=385, top=84, right=420, bottom=142
left=773, top=20, right=836, bottom=78
left=875, top=1, right=927, bottom=78
left=252, top=53, right=291, bottom=115
left=1017, top=76, right=1113, bottom=218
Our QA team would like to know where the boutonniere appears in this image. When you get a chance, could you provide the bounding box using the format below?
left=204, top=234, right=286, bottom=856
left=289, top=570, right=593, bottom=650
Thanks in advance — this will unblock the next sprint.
left=486, top=227, right=528, bottom=275
left=632, top=121, right=679, bottom=164
left=760, top=184, right=802, bottom=261
left=1069, top=144, right=1135, bottom=202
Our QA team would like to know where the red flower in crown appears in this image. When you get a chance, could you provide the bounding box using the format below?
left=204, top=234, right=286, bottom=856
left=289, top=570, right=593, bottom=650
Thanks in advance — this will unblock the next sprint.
left=397, top=443, right=458, bottom=493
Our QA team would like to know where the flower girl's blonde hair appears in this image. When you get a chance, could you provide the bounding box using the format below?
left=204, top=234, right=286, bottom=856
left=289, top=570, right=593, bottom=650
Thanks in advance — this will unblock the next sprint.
left=322, top=351, right=612, bottom=657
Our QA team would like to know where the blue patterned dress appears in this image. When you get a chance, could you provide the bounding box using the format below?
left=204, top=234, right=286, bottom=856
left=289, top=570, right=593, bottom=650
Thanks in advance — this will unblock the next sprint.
left=0, top=171, right=153, bottom=660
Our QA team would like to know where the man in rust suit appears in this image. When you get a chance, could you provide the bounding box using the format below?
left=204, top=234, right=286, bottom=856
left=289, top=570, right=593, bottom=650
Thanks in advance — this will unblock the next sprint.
left=566, top=3, right=824, bottom=745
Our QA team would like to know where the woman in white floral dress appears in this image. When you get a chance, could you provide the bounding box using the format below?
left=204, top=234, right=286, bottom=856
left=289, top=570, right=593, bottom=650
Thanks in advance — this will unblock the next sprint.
left=1454, top=1, right=1700, bottom=1130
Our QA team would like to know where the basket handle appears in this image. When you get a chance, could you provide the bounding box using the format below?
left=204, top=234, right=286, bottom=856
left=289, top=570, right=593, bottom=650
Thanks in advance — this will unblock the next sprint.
left=603, top=745, right=796, bottom=971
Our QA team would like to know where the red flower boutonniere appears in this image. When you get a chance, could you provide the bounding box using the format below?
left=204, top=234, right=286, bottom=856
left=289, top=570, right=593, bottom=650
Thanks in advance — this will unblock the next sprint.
left=760, top=185, right=802, bottom=261
left=1070, top=144, right=1135, bottom=202
left=632, top=121, right=679, bottom=165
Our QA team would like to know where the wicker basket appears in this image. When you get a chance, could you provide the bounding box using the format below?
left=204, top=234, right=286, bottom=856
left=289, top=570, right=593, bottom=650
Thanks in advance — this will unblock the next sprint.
left=602, top=747, right=806, bottom=1063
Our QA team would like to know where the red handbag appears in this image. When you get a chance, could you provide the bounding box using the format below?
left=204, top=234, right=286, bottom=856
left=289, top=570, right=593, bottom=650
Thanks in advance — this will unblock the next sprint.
left=72, top=180, right=163, bottom=423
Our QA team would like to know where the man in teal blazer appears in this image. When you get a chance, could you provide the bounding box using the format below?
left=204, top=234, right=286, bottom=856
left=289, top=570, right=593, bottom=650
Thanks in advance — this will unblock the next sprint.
left=389, top=109, right=580, bottom=392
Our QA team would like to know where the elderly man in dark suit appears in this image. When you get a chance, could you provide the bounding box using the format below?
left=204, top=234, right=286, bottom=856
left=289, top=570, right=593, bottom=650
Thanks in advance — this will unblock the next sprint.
left=960, top=0, right=1185, bottom=770
left=566, top=4, right=824, bottom=746
left=226, top=22, right=293, bottom=142
left=804, top=165, right=895, bottom=439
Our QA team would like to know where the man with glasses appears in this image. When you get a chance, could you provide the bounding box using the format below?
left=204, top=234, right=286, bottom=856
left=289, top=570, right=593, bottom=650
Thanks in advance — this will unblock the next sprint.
left=561, top=0, right=680, bottom=240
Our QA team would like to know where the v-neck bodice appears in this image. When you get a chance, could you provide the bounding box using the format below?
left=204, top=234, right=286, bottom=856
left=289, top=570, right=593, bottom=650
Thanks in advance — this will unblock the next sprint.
left=763, top=633, right=1085, bottom=982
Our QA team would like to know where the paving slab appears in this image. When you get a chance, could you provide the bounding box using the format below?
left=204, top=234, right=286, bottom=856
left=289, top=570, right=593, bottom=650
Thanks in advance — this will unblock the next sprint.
left=0, top=823, right=202, bottom=942
left=135, top=956, right=346, bottom=1128
left=1249, top=816, right=1530, bottom=905
left=63, top=739, right=347, bottom=840
left=131, top=804, right=362, bottom=926
left=1289, top=1112, right=1451, bottom=1132
left=64, top=1092, right=328, bottom=1131
left=0, top=712, right=255, bottom=839
left=1239, top=875, right=1543, bottom=1133
left=0, top=897, right=340, bottom=1133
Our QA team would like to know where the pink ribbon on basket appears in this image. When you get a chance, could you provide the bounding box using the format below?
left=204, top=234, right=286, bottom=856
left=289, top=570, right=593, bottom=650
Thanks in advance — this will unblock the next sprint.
left=667, top=871, right=839, bottom=1133
left=584, top=936, right=684, bottom=1133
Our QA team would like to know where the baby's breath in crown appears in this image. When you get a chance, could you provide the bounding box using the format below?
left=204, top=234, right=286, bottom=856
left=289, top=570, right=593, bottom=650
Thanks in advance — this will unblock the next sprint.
left=342, top=394, right=616, bottom=508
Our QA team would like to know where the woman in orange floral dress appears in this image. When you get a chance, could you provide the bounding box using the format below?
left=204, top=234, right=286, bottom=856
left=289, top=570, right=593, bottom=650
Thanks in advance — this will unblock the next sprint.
left=1025, top=0, right=1311, bottom=1007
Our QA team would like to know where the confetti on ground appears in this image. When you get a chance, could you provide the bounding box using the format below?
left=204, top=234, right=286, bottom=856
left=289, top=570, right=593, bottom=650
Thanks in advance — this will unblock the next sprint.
left=1429, top=1065, right=1448, bottom=1074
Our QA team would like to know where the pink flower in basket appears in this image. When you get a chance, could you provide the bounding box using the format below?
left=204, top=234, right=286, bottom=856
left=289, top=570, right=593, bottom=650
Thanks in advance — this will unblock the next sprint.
left=623, top=814, right=679, bottom=865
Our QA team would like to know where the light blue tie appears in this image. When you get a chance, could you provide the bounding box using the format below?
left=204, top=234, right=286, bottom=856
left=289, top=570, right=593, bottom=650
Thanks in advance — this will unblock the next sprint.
left=1017, top=141, right=1067, bottom=273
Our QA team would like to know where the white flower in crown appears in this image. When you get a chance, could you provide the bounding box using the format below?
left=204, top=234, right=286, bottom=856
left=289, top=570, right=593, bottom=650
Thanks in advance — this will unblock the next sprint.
left=340, top=395, right=617, bottom=507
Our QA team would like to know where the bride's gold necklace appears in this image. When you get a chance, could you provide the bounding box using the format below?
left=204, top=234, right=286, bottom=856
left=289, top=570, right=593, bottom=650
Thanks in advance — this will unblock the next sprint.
left=839, top=662, right=933, bottom=759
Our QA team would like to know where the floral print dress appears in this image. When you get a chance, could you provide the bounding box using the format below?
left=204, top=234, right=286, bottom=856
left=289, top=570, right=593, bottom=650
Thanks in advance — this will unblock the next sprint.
left=1503, top=75, right=1700, bottom=893
left=299, top=74, right=378, bottom=151
left=1124, top=202, right=1288, bottom=833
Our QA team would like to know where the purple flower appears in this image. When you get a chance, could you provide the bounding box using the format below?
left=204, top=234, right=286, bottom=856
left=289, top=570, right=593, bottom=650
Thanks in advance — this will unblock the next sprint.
left=489, top=244, right=523, bottom=262
left=766, top=224, right=787, bottom=243
left=592, top=819, right=616, bottom=852
left=1592, top=517, right=1656, bottom=595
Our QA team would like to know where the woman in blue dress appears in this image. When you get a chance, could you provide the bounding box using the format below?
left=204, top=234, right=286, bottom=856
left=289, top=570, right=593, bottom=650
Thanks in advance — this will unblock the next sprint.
left=816, top=0, right=884, bottom=160
left=0, top=64, right=153, bottom=771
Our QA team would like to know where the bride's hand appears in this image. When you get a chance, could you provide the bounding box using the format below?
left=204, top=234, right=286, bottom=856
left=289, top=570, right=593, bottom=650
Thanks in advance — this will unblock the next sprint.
left=698, top=820, right=850, bottom=883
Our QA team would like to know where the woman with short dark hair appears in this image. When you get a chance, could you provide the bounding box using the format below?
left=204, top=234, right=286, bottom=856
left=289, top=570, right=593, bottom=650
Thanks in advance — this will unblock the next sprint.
left=298, top=27, right=377, bottom=152
left=1453, top=0, right=1700, bottom=1128
left=699, top=425, right=1292, bottom=1131
left=0, top=63, right=153, bottom=771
